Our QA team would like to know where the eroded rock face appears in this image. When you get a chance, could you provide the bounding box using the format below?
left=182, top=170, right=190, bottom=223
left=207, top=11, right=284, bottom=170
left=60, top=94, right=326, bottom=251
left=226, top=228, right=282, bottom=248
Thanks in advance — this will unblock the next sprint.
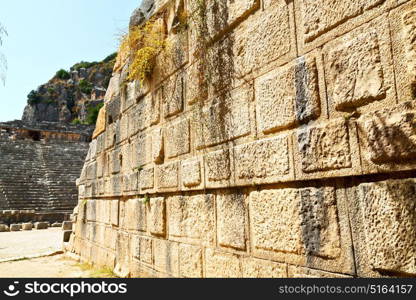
left=69, top=0, right=416, bottom=278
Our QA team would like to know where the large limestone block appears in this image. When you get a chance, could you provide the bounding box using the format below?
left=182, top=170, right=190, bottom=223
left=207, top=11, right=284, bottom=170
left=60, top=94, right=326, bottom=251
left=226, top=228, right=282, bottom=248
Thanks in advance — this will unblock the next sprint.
left=152, top=128, right=164, bottom=164
left=109, top=149, right=121, bottom=174
left=181, top=157, right=204, bottom=190
left=294, top=118, right=361, bottom=180
left=165, top=118, right=190, bottom=158
left=204, top=148, right=234, bottom=188
left=110, top=200, right=119, bottom=226
left=295, top=0, right=394, bottom=53
left=104, top=122, right=116, bottom=150
left=92, top=105, right=106, bottom=139
left=132, top=235, right=153, bottom=265
left=134, top=94, right=160, bottom=132
left=156, top=162, right=179, bottom=191
left=204, top=0, right=260, bottom=40
left=357, top=102, right=416, bottom=173
left=350, top=179, right=416, bottom=276
left=255, top=54, right=323, bottom=134
left=179, top=244, right=203, bottom=278
left=109, top=175, right=122, bottom=197
left=148, top=197, right=166, bottom=236
left=232, top=0, right=296, bottom=77
left=153, top=239, right=179, bottom=277
left=186, top=60, right=208, bottom=105
left=249, top=185, right=354, bottom=274
left=167, top=194, right=215, bottom=246
left=132, top=134, right=153, bottom=168
left=391, top=0, right=416, bottom=102
left=323, top=16, right=396, bottom=117
left=140, top=167, right=155, bottom=191
left=115, top=232, right=131, bottom=277
left=86, top=200, right=97, bottom=222
left=216, top=192, right=247, bottom=250
left=104, top=74, right=120, bottom=102
left=205, top=249, right=242, bottom=278
left=121, top=81, right=137, bottom=113
left=163, top=72, right=185, bottom=118
left=242, top=258, right=287, bottom=278
left=123, top=199, right=147, bottom=232
left=106, top=97, right=121, bottom=124
left=153, top=26, right=188, bottom=83
left=234, top=135, right=294, bottom=186
left=193, top=84, right=253, bottom=149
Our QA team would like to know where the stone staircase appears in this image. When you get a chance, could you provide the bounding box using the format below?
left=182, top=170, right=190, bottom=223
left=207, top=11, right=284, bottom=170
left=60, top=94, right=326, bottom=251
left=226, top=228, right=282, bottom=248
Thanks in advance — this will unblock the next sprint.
left=0, top=135, right=89, bottom=213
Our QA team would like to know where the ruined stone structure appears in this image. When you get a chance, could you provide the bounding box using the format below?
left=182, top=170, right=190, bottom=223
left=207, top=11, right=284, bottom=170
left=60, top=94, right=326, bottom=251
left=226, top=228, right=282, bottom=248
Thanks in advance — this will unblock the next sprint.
left=68, top=0, right=416, bottom=277
left=0, top=121, right=91, bottom=223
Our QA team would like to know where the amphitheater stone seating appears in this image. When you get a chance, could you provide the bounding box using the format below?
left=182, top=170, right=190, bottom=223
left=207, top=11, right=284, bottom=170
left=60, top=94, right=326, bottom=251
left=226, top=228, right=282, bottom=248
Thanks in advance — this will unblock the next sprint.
left=0, top=121, right=91, bottom=223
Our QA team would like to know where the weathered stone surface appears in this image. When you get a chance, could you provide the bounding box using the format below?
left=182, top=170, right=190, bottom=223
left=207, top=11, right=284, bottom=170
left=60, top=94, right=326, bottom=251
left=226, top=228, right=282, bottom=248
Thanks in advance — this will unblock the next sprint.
left=250, top=187, right=341, bottom=259
left=297, top=0, right=386, bottom=44
left=217, top=192, right=246, bottom=250
left=242, top=258, right=287, bottom=278
left=324, top=18, right=394, bottom=113
left=140, top=167, right=155, bottom=191
left=34, top=222, right=48, bottom=230
left=205, top=249, right=242, bottom=278
left=92, top=105, right=106, bottom=139
left=152, top=128, right=164, bottom=164
left=10, top=224, right=21, bottom=231
left=186, top=61, right=208, bottom=104
left=154, top=30, right=188, bottom=83
left=134, top=94, right=160, bottom=131
left=179, top=244, right=203, bottom=278
left=149, top=197, right=166, bottom=236
left=205, top=0, right=260, bottom=40
left=255, top=56, right=321, bottom=134
left=132, top=235, right=153, bottom=265
left=204, top=149, right=233, bottom=188
left=391, top=1, right=416, bottom=102
left=358, top=104, right=416, bottom=168
left=357, top=179, right=416, bottom=275
left=156, top=162, right=179, bottom=189
left=168, top=195, right=215, bottom=245
left=62, top=221, right=73, bottom=231
left=296, top=119, right=353, bottom=174
left=153, top=239, right=179, bottom=276
left=233, top=0, right=296, bottom=76
left=181, top=158, right=202, bottom=188
left=68, top=0, right=416, bottom=279
left=115, top=232, right=131, bottom=277
left=111, top=200, right=119, bottom=226
left=132, top=134, right=153, bottom=168
left=193, top=84, right=252, bottom=149
left=163, top=72, right=185, bottom=118
left=234, top=135, right=292, bottom=185
left=123, top=199, right=147, bottom=232
left=109, top=149, right=121, bottom=174
left=166, top=118, right=190, bottom=158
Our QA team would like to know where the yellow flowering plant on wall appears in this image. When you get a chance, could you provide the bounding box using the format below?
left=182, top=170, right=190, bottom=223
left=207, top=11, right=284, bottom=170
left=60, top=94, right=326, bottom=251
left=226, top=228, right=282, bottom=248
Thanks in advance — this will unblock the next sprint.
left=119, top=18, right=168, bottom=84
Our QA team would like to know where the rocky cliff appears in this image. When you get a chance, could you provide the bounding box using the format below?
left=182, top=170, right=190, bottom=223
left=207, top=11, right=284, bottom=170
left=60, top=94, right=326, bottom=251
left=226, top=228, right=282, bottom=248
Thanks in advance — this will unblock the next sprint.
left=22, top=53, right=116, bottom=125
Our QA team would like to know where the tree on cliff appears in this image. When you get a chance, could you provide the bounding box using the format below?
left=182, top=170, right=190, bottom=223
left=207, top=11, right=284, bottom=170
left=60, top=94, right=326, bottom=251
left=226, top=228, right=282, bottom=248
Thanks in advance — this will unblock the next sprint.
left=0, top=22, right=7, bottom=86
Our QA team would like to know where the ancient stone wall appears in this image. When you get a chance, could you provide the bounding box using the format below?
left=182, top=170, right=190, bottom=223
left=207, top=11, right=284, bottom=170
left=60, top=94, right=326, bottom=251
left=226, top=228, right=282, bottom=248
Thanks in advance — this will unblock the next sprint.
left=68, top=0, right=416, bottom=277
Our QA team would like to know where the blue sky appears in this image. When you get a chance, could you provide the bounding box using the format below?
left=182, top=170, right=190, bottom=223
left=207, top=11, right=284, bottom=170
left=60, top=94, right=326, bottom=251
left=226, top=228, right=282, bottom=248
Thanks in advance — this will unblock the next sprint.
left=0, top=0, right=141, bottom=121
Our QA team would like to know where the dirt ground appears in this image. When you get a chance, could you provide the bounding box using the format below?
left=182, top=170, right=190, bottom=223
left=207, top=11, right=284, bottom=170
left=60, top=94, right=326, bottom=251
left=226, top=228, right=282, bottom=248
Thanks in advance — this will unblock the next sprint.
left=0, top=228, right=107, bottom=278
left=0, top=254, right=95, bottom=278
left=0, top=228, right=62, bottom=261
